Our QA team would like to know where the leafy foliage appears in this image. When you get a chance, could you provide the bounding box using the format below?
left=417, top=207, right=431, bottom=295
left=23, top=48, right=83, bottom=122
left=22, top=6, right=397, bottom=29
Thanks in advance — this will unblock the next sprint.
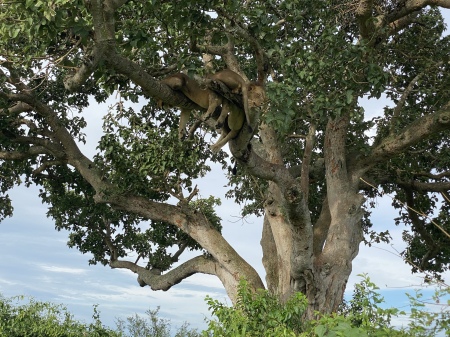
left=204, top=276, right=450, bottom=337
left=115, top=307, right=201, bottom=337
left=0, top=294, right=201, bottom=337
left=204, top=279, right=307, bottom=336
left=0, top=294, right=119, bottom=336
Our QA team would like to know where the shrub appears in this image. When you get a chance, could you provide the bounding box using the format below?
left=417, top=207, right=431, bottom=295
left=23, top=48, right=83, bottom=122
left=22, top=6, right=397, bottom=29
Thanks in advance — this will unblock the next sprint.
left=0, top=294, right=119, bottom=336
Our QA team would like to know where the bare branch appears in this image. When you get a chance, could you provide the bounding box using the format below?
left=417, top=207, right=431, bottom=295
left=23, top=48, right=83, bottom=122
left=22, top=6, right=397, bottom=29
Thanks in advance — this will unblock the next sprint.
left=102, top=217, right=119, bottom=261
left=390, top=71, right=424, bottom=134
left=33, top=160, right=66, bottom=175
left=379, top=0, right=450, bottom=29
left=102, top=192, right=264, bottom=292
left=63, top=45, right=104, bottom=92
left=111, top=255, right=218, bottom=291
left=398, top=180, right=450, bottom=193
left=357, top=104, right=450, bottom=171
left=186, top=185, right=199, bottom=203
left=171, top=243, right=187, bottom=262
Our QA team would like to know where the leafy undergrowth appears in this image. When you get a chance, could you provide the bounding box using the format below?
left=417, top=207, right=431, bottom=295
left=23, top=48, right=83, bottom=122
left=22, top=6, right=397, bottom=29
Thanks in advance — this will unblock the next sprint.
left=1, top=275, right=449, bottom=337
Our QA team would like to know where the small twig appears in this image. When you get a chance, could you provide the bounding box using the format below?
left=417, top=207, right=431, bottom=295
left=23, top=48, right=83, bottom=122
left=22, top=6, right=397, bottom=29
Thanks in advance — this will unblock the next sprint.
left=186, top=185, right=199, bottom=202
left=33, top=160, right=65, bottom=175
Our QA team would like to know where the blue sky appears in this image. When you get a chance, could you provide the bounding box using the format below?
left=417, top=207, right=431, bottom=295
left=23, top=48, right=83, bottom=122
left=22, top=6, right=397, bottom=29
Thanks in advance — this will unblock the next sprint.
left=1, top=8, right=450, bottom=333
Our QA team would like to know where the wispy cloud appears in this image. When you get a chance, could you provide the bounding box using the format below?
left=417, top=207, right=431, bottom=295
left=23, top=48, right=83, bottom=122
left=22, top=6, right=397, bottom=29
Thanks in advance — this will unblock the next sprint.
left=40, top=265, right=87, bottom=274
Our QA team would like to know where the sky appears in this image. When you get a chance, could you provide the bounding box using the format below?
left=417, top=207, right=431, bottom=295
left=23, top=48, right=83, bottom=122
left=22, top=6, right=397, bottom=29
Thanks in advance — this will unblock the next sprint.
left=1, top=7, right=450, bottom=335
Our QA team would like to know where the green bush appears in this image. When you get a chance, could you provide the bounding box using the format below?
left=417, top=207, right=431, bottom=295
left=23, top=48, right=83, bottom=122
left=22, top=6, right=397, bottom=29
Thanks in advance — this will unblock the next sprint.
left=115, top=307, right=201, bottom=337
left=202, top=276, right=450, bottom=337
left=2, top=275, right=448, bottom=337
left=0, top=294, right=201, bottom=337
left=203, top=279, right=307, bottom=337
left=0, top=294, right=119, bottom=336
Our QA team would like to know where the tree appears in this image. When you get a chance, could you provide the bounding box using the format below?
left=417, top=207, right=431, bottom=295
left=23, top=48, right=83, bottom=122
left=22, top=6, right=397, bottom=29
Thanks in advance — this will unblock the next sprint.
left=1, top=0, right=450, bottom=319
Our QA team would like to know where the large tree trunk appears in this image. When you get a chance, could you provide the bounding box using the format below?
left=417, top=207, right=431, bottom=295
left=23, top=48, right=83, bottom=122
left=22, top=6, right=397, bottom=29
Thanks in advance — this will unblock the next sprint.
left=258, top=115, right=365, bottom=317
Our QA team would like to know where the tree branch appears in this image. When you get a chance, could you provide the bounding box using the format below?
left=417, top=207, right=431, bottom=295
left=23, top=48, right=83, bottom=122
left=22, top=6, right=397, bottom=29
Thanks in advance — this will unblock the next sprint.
left=215, top=8, right=269, bottom=82
left=101, top=192, right=264, bottom=291
left=64, top=0, right=127, bottom=92
left=356, top=0, right=450, bottom=42
left=357, top=104, right=450, bottom=171
left=379, top=0, right=450, bottom=30
left=402, top=186, right=443, bottom=270
left=105, top=51, right=201, bottom=111
left=33, top=160, right=66, bottom=175
left=171, top=242, right=188, bottom=263
left=398, top=180, right=450, bottom=193
left=112, top=255, right=218, bottom=291
left=63, top=45, right=104, bottom=92
left=356, top=0, right=375, bottom=40
left=8, top=102, right=33, bottom=114
left=2, top=91, right=102, bottom=190
left=389, top=71, right=424, bottom=134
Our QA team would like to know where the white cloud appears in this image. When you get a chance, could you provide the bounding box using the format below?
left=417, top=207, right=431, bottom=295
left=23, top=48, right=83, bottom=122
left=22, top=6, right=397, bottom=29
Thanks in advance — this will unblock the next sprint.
left=40, top=265, right=87, bottom=274
left=0, top=278, right=16, bottom=286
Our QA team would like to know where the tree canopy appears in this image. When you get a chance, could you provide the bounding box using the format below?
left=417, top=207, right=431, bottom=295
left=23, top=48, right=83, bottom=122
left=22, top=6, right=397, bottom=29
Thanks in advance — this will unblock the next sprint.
left=1, top=0, right=450, bottom=318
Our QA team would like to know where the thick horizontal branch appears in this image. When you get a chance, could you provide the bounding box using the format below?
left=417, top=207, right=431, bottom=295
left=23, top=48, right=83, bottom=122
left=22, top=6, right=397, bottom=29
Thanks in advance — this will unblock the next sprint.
left=238, top=143, right=293, bottom=185
left=379, top=0, right=450, bottom=29
left=101, top=192, right=263, bottom=290
left=359, top=171, right=450, bottom=194
left=357, top=0, right=450, bottom=41
left=105, top=52, right=201, bottom=111
left=413, top=171, right=450, bottom=180
left=357, top=106, right=450, bottom=171
left=398, top=180, right=450, bottom=193
left=110, top=255, right=217, bottom=291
